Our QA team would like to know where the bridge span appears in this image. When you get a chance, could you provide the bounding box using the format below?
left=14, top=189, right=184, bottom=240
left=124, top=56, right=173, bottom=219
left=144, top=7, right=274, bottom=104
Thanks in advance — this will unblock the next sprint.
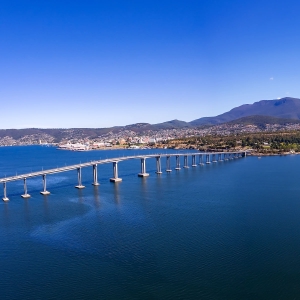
left=0, top=151, right=246, bottom=201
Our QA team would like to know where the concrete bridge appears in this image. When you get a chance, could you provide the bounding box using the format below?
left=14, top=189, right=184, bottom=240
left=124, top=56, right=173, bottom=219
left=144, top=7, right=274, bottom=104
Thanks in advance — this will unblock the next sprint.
left=0, top=151, right=246, bottom=201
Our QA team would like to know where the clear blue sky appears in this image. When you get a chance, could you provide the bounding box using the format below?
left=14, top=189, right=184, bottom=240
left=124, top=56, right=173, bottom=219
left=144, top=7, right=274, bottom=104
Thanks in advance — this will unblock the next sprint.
left=1, top=0, right=300, bottom=128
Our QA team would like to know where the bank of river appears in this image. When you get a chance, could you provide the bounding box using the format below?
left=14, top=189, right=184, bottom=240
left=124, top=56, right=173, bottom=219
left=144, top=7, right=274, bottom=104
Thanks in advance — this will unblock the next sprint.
left=1, top=146, right=300, bottom=299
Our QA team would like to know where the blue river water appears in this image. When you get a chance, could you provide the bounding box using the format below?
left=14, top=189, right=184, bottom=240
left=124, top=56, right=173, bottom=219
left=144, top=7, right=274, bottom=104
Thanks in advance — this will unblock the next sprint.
left=1, top=146, right=300, bottom=299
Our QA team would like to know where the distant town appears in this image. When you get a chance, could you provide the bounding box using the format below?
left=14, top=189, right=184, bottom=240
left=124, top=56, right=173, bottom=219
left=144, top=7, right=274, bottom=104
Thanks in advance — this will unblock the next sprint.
left=1, top=121, right=300, bottom=155
left=3, top=97, right=300, bottom=153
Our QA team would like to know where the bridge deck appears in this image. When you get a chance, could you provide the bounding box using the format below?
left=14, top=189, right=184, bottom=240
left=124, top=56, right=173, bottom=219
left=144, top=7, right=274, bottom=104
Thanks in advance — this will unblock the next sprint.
left=0, top=151, right=244, bottom=183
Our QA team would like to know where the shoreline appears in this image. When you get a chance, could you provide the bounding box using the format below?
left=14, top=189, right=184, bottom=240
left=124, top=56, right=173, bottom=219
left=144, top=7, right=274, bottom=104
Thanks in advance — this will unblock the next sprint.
left=1, top=144, right=299, bottom=157
left=248, top=152, right=297, bottom=156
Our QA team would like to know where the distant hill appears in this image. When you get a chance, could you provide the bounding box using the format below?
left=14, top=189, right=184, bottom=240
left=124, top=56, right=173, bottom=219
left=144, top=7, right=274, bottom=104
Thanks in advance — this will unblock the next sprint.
left=0, top=119, right=191, bottom=142
left=190, top=97, right=300, bottom=126
left=3, top=97, right=300, bottom=143
left=151, top=119, right=191, bottom=130
left=224, top=115, right=300, bottom=129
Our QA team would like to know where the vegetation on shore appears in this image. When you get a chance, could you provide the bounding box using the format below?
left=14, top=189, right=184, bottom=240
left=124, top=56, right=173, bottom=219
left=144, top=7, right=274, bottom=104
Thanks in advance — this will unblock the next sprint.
left=165, top=131, right=300, bottom=154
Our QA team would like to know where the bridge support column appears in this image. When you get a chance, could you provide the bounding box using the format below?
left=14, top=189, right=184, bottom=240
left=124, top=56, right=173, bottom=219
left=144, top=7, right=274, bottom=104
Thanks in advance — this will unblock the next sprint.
left=199, top=155, right=204, bottom=165
left=21, top=178, right=30, bottom=198
left=2, top=182, right=9, bottom=201
left=138, top=158, right=149, bottom=177
left=75, top=167, right=85, bottom=189
left=218, top=154, right=223, bottom=161
left=166, top=156, right=172, bottom=172
left=184, top=155, right=189, bottom=168
left=156, top=157, right=162, bottom=174
left=192, top=155, right=197, bottom=167
left=92, top=164, right=100, bottom=186
left=212, top=154, right=217, bottom=163
left=175, top=155, right=181, bottom=170
left=206, top=154, right=211, bottom=164
left=40, top=174, right=50, bottom=195
left=110, top=162, right=122, bottom=182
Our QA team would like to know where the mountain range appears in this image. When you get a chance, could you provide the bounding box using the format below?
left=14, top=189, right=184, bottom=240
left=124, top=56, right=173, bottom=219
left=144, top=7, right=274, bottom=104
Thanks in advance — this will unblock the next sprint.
left=190, top=97, right=300, bottom=126
left=124, top=97, right=300, bottom=130
left=131, top=97, right=300, bottom=129
left=1, top=97, right=300, bottom=142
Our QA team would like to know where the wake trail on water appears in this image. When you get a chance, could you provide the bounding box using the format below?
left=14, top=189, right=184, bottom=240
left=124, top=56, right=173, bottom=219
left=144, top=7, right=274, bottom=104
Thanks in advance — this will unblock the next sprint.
left=30, top=194, right=155, bottom=263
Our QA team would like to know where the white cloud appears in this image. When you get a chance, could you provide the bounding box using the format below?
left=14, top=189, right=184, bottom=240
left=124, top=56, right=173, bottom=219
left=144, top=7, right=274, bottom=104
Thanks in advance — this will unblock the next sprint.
left=269, top=77, right=274, bottom=80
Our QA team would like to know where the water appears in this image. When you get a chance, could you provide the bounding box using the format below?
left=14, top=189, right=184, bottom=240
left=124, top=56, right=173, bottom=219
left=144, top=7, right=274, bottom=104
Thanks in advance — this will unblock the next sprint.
left=1, top=146, right=300, bottom=299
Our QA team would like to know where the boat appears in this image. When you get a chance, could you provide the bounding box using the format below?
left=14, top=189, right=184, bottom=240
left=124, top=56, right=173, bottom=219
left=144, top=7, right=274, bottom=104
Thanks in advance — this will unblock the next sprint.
left=57, top=143, right=89, bottom=151
left=57, top=144, right=72, bottom=150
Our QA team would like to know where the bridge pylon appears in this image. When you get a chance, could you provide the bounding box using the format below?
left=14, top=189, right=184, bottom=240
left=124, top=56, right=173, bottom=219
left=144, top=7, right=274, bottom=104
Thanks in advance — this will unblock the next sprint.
left=21, top=178, right=31, bottom=198
left=92, top=164, right=100, bottom=186
left=2, top=182, right=9, bottom=201
left=75, top=167, right=85, bottom=189
left=110, top=161, right=122, bottom=182
left=40, top=174, right=50, bottom=195
left=138, top=158, right=149, bottom=177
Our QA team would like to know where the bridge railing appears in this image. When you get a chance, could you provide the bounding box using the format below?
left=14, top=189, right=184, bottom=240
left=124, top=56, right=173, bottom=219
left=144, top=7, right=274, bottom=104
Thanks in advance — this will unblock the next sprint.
left=0, top=151, right=246, bottom=201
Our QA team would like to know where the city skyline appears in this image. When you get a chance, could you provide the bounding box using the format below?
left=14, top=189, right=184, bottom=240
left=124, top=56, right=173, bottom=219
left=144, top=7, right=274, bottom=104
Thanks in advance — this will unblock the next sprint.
left=2, top=0, right=300, bottom=128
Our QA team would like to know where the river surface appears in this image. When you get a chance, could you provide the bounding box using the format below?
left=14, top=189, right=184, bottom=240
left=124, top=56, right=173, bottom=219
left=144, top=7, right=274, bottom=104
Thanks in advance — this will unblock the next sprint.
left=1, top=146, right=300, bottom=299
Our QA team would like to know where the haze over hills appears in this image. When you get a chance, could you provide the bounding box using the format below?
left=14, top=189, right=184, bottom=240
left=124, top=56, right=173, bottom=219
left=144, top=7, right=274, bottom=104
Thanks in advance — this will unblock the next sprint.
left=0, top=119, right=192, bottom=141
left=121, top=119, right=192, bottom=131
left=1, top=97, right=300, bottom=144
left=0, top=121, right=191, bottom=143
left=225, top=115, right=300, bottom=128
left=190, top=97, right=300, bottom=126
left=119, top=97, right=300, bottom=129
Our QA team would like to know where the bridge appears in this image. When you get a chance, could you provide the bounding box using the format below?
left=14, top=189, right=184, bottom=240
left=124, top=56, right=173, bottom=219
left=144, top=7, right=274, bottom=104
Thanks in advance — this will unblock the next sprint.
left=0, top=151, right=246, bottom=201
